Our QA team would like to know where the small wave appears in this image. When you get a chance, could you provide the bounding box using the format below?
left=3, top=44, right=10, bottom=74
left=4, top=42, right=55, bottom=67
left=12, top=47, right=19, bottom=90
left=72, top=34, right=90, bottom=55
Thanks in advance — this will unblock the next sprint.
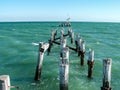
left=12, top=28, right=16, bottom=31
left=0, top=35, right=5, bottom=38
left=96, top=41, right=100, bottom=45
left=57, top=76, right=60, bottom=80
left=32, top=42, right=39, bottom=46
left=30, top=83, right=36, bottom=86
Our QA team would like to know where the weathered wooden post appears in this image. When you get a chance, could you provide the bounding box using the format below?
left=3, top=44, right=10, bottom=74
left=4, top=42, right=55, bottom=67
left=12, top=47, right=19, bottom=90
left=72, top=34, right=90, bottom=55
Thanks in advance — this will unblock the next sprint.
left=68, top=29, right=74, bottom=44
left=71, top=32, right=74, bottom=44
left=60, top=37, right=67, bottom=57
left=61, top=29, right=64, bottom=35
left=51, top=30, right=57, bottom=41
left=34, top=42, right=49, bottom=81
left=47, top=38, right=53, bottom=55
left=54, top=29, right=57, bottom=39
left=68, top=29, right=71, bottom=37
left=80, top=41, right=85, bottom=66
left=77, top=38, right=82, bottom=56
left=60, top=37, right=66, bottom=50
left=75, top=34, right=80, bottom=52
left=101, top=58, right=112, bottom=90
left=87, top=49, right=94, bottom=79
left=0, top=75, right=11, bottom=90
left=0, top=75, right=19, bottom=90
left=47, top=30, right=57, bottom=55
left=59, top=47, right=69, bottom=90
left=60, top=29, right=64, bottom=43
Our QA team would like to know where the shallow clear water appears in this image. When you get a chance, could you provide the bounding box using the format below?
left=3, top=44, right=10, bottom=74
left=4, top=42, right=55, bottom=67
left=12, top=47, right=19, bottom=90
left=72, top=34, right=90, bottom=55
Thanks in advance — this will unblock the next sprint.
left=0, top=22, right=120, bottom=90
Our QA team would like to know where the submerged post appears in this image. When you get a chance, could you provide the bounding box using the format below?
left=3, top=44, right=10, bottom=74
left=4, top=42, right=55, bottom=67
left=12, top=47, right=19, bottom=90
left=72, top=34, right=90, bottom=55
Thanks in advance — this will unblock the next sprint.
left=59, top=47, right=69, bottom=90
left=80, top=41, right=85, bottom=66
left=101, top=58, right=112, bottom=90
left=34, top=42, right=49, bottom=81
left=87, top=49, right=94, bottom=79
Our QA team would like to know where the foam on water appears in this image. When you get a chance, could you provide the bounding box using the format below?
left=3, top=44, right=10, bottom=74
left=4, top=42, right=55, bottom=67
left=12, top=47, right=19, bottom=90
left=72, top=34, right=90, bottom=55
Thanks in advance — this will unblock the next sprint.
left=32, top=42, right=39, bottom=46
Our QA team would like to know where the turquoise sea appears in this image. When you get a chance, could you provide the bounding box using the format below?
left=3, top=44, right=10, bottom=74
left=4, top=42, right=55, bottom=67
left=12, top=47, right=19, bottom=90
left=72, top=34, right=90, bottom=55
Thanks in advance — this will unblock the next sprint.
left=0, top=22, right=120, bottom=90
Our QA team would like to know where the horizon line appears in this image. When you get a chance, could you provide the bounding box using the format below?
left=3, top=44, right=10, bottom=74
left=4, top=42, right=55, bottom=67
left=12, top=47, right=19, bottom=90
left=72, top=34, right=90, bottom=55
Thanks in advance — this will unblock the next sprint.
left=0, top=20, right=120, bottom=23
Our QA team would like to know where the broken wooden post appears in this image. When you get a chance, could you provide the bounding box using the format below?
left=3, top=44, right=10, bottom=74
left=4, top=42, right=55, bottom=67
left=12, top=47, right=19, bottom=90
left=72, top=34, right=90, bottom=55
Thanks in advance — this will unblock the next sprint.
left=60, top=29, right=64, bottom=43
left=68, top=28, right=74, bottom=44
left=34, top=42, right=49, bottom=81
left=51, top=30, right=57, bottom=41
left=59, top=47, right=69, bottom=90
left=0, top=75, right=19, bottom=90
left=101, top=58, right=112, bottom=90
left=75, top=34, right=80, bottom=52
left=54, top=29, right=57, bottom=38
left=0, top=75, right=11, bottom=90
left=51, top=31, right=54, bottom=41
left=47, top=30, right=57, bottom=55
left=61, top=29, right=64, bottom=35
left=80, top=41, right=85, bottom=66
left=60, top=37, right=67, bottom=57
left=53, top=41, right=76, bottom=51
left=47, top=38, right=53, bottom=55
left=77, top=38, right=82, bottom=56
left=68, top=29, right=71, bottom=37
left=87, top=49, right=94, bottom=79
left=60, top=37, right=67, bottom=50
left=71, top=32, right=74, bottom=44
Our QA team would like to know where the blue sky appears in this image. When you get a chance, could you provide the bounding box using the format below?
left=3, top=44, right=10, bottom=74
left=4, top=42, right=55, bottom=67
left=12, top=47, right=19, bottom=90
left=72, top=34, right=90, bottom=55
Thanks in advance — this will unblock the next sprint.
left=0, top=0, right=120, bottom=22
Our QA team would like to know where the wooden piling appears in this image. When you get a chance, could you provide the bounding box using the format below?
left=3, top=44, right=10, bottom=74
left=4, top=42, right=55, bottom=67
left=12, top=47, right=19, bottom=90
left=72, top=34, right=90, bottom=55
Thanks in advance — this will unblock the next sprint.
left=79, top=41, right=85, bottom=66
left=34, top=42, right=49, bottom=81
left=54, top=29, right=57, bottom=37
left=101, top=58, right=112, bottom=90
left=68, top=29, right=74, bottom=44
left=47, top=38, right=53, bottom=55
left=68, top=29, right=71, bottom=37
left=53, top=41, right=76, bottom=51
left=71, top=32, right=74, bottom=44
left=60, top=37, right=67, bottom=57
left=51, top=30, right=57, bottom=41
left=47, top=30, right=57, bottom=55
left=87, top=49, right=94, bottom=79
left=0, top=75, right=10, bottom=90
left=77, top=38, right=82, bottom=56
left=61, top=29, right=64, bottom=35
left=75, top=34, right=80, bottom=52
left=60, top=29, right=64, bottom=39
left=60, top=37, right=67, bottom=50
left=0, top=75, right=19, bottom=90
left=59, top=47, right=69, bottom=90
left=51, top=31, right=54, bottom=41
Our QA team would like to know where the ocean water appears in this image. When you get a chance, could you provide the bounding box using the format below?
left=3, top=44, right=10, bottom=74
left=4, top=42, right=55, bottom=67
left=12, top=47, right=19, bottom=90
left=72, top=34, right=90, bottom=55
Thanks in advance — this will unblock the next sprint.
left=0, top=22, right=120, bottom=90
